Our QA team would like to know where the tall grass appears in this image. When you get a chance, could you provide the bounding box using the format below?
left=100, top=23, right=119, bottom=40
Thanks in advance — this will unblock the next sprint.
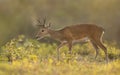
left=0, top=35, right=120, bottom=75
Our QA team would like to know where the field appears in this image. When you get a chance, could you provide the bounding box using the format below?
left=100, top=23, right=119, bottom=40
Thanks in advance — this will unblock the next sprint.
left=0, top=35, right=120, bottom=75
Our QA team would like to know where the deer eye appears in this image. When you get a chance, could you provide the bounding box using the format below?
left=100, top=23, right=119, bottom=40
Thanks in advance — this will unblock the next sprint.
left=41, top=29, right=45, bottom=32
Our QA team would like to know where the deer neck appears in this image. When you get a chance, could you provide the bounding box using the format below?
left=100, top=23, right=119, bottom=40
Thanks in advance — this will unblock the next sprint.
left=48, top=29, right=62, bottom=41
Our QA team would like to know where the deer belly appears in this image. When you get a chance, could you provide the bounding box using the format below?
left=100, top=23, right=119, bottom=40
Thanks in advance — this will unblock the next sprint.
left=73, top=37, right=89, bottom=43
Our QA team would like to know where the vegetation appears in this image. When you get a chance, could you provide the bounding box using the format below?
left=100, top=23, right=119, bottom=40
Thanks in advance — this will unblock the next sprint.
left=0, top=35, right=120, bottom=75
left=0, top=0, right=120, bottom=75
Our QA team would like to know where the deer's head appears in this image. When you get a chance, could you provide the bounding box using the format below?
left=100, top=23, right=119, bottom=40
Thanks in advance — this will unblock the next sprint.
left=35, top=18, right=51, bottom=40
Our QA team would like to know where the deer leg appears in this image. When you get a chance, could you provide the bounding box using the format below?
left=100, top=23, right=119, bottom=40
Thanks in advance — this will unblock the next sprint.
left=90, top=41, right=99, bottom=59
left=57, top=42, right=68, bottom=60
left=94, top=38, right=108, bottom=63
left=97, top=41, right=108, bottom=63
left=68, top=42, right=73, bottom=54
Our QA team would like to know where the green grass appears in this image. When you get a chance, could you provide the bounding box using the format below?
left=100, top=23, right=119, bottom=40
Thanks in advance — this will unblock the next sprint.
left=0, top=35, right=120, bottom=75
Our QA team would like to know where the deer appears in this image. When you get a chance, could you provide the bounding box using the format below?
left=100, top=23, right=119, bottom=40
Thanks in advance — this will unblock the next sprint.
left=35, top=18, right=108, bottom=63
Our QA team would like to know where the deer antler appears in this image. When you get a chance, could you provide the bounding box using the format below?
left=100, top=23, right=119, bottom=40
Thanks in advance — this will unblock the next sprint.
left=47, top=22, right=51, bottom=27
left=37, top=18, right=42, bottom=24
left=43, top=17, right=46, bottom=26
left=36, top=16, right=51, bottom=28
left=44, top=16, right=52, bottom=28
left=36, top=17, right=46, bottom=27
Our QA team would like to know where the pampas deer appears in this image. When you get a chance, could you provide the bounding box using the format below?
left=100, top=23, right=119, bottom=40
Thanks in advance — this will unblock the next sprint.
left=35, top=18, right=108, bottom=62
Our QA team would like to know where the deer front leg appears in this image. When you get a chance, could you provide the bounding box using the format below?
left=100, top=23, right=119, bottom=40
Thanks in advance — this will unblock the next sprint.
left=68, top=41, right=73, bottom=54
left=57, top=41, right=67, bottom=60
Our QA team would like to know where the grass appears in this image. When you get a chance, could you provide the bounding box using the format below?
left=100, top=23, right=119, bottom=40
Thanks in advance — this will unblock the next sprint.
left=0, top=35, right=120, bottom=75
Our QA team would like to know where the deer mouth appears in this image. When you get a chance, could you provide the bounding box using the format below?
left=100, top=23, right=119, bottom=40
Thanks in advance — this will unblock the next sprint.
left=36, top=36, right=44, bottom=40
left=35, top=35, right=43, bottom=40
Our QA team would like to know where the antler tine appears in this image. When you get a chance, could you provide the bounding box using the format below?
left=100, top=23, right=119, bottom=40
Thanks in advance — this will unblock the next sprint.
left=36, top=17, right=45, bottom=27
left=48, top=22, right=51, bottom=27
left=43, top=17, right=47, bottom=26
left=37, top=17, right=42, bottom=24
left=37, top=19, right=41, bottom=24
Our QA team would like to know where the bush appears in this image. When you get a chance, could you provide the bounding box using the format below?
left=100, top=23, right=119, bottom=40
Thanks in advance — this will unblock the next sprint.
left=1, top=35, right=120, bottom=62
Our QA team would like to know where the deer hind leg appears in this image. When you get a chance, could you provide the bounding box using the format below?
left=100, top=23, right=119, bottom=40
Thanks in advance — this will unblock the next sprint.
left=96, top=40, right=108, bottom=63
left=93, top=34, right=108, bottom=63
left=90, top=41, right=99, bottom=59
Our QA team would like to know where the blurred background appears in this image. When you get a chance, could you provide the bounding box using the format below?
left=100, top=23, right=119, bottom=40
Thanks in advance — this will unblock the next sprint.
left=0, top=0, right=120, bottom=46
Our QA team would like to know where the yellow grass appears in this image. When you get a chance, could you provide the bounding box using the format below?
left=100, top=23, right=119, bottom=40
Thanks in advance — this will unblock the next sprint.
left=0, top=35, right=120, bottom=75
